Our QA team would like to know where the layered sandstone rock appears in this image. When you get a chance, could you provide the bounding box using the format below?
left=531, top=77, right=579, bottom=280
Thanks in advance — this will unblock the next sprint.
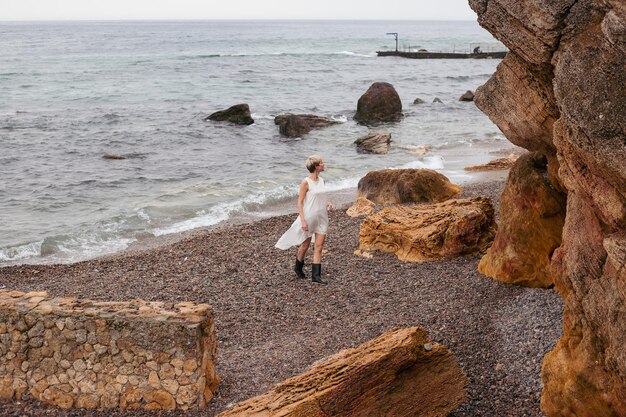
left=464, top=153, right=520, bottom=171
left=346, top=196, right=375, bottom=218
left=470, top=0, right=626, bottom=415
left=274, top=113, right=339, bottom=137
left=359, top=197, right=496, bottom=262
left=205, top=104, right=254, bottom=125
left=478, top=153, right=565, bottom=287
left=353, top=82, right=403, bottom=124
left=217, top=327, right=467, bottom=417
left=357, top=168, right=461, bottom=205
left=353, top=131, right=392, bottom=154
left=0, top=290, right=218, bottom=410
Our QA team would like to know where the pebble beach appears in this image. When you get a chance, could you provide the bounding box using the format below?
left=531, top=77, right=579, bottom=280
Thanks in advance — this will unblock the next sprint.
left=0, top=179, right=563, bottom=417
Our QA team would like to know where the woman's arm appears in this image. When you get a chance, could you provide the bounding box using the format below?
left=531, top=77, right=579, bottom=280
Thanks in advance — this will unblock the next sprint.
left=298, top=179, right=309, bottom=231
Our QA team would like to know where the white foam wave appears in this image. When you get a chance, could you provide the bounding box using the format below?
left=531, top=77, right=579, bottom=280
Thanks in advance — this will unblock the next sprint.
left=250, top=113, right=276, bottom=120
left=330, top=114, right=348, bottom=123
left=0, top=240, right=43, bottom=263
left=395, top=155, right=445, bottom=170
left=332, top=51, right=374, bottom=58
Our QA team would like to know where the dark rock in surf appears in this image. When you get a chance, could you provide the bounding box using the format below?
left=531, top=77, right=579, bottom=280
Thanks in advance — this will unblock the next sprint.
left=205, top=104, right=254, bottom=125
left=354, top=82, right=403, bottom=124
left=274, top=114, right=339, bottom=138
left=459, top=90, right=475, bottom=101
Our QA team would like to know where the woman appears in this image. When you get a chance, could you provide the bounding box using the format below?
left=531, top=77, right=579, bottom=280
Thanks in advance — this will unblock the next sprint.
left=275, top=155, right=334, bottom=284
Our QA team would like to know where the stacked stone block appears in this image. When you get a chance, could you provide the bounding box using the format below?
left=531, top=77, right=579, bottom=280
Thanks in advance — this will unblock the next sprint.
left=0, top=290, right=218, bottom=410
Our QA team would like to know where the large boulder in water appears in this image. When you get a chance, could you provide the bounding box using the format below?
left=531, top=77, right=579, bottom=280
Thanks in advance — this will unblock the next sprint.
left=274, top=113, right=339, bottom=137
left=478, top=152, right=566, bottom=288
left=357, top=169, right=461, bottom=205
left=217, top=327, right=467, bottom=417
left=359, top=197, right=496, bottom=262
left=470, top=0, right=626, bottom=414
left=354, top=82, right=403, bottom=124
left=205, top=104, right=254, bottom=125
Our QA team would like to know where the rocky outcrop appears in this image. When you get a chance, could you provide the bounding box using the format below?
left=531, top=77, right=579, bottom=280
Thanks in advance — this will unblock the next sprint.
left=464, top=153, right=520, bottom=171
left=353, top=132, right=392, bottom=154
left=205, top=104, right=254, bottom=125
left=359, top=197, right=496, bottom=262
left=470, top=0, right=626, bottom=415
left=353, top=82, right=403, bottom=124
left=217, top=327, right=467, bottom=417
left=0, top=290, right=218, bottom=410
left=346, top=197, right=375, bottom=218
left=274, top=113, right=339, bottom=137
left=478, top=153, right=565, bottom=287
left=459, top=90, right=475, bottom=101
left=413, top=97, right=425, bottom=104
left=357, top=169, right=461, bottom=205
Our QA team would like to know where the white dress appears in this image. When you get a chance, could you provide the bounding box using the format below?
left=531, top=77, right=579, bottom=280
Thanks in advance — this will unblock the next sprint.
left=275, top=176, right=329, bottom=250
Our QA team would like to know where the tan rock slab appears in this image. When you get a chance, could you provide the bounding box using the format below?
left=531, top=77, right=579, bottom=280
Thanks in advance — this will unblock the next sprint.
left=359, top=197, right=496, bottom=262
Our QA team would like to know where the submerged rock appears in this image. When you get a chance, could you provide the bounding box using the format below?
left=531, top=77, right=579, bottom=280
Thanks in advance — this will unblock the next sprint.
left=274, top=113, right=338, bottom=137
left=102, top=153, right=126, bottom=160
left=205, top=104, right=254, bottom=125
left=432, top=97, right=443, bottom=104
left=354, top=82, right=403, bottom=124
left=217, top=327, right=467, bottom=417
left=353, top=131, right=391, bottom=154
left=413, top=97, right=425, bottom=104
left=359, top=197, right=496, bottom=262
left=459, top=90, right=475, bottom=101
left=357, top=168, right=461, bottom=205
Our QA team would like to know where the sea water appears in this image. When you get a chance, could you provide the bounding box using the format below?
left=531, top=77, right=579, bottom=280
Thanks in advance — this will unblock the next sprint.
left=0, top=20, right=509, bottom=265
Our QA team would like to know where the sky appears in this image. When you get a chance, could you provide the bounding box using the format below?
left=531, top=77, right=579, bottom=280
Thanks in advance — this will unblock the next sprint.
left=2, top=0, right=478, bottom=21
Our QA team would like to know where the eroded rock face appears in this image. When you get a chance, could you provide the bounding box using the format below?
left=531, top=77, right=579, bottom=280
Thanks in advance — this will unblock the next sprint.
left=470, top=0, right=626, bottom=415
left=478, top=153, right=565, bottom=288
left=205, top=104, right=254, bottom=125
left=357, top=169, right=461, bottom=205
left=217, top=327, right=467, bottom=417
left=359, top=197, right=496, bottom=262
left=464, top=153, right=520, bottom=171
left=346, top=197, right=375, bottom=218
left=274, top=113, right=339, bottom=137
left=353, top=82, right=403, bottom=124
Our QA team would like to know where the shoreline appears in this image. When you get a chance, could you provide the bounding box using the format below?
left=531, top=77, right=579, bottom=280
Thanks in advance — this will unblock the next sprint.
left=0, top=176, right=563, bottom=417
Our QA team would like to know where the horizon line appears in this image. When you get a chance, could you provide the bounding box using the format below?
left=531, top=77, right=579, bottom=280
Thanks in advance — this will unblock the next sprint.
left=0, top=18, right=478, bottom=23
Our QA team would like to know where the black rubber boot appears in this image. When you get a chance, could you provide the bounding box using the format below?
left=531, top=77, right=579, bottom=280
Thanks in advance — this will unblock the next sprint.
left=295, top=258, right=306, bottom=279
left=311, top=263, right=327, bottom=285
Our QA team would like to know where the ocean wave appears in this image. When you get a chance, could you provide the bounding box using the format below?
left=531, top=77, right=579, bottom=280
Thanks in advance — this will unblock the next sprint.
left=177, top=50, right=374, bottom=59
left=0, top=240, right=43, bottom=263
left=395, top=155, right=445, bottom=170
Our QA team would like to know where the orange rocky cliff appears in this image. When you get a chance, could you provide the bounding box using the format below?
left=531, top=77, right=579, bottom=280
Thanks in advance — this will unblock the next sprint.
left=470, top=0, right=626, bottom=415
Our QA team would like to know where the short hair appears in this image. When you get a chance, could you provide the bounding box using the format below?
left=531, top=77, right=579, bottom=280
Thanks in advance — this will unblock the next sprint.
left=306, top=155, right=323, bottom=173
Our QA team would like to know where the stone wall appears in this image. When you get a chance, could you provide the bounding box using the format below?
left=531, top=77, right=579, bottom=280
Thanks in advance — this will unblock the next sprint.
left=0, top=290, right=218, bottom=410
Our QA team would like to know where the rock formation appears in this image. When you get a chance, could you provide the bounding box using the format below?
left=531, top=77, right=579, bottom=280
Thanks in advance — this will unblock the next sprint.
left=470, top=0, right=626, bottom=414
left=346, top=197, right=375, bottom=217
left=359, top=197, right=496, bottom=262
left=353, top=82, right=403, bottom=124
left=459, top=90, right=475, bottom=101
left=217, top=327, right=467, bottom=417
left=478, top=153, right=566, bottom=287
left=432, top=97, right=443, bottom=104
left=353, top=131, right=392, bottom=154
left=413, top=97, right=425, bottom=104
left=357, top=168, right=461, bottom=205
left=205, top=104, right=254, bottom=125
left=274, top=113, right=339, bottom=137
left=464, top=153, right=520, bottom=171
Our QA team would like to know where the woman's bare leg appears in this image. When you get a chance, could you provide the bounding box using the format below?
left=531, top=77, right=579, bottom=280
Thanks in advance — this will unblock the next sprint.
left=297, top=237, right=312, bottom=261
left=313, top=233, right=325, bottom=264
